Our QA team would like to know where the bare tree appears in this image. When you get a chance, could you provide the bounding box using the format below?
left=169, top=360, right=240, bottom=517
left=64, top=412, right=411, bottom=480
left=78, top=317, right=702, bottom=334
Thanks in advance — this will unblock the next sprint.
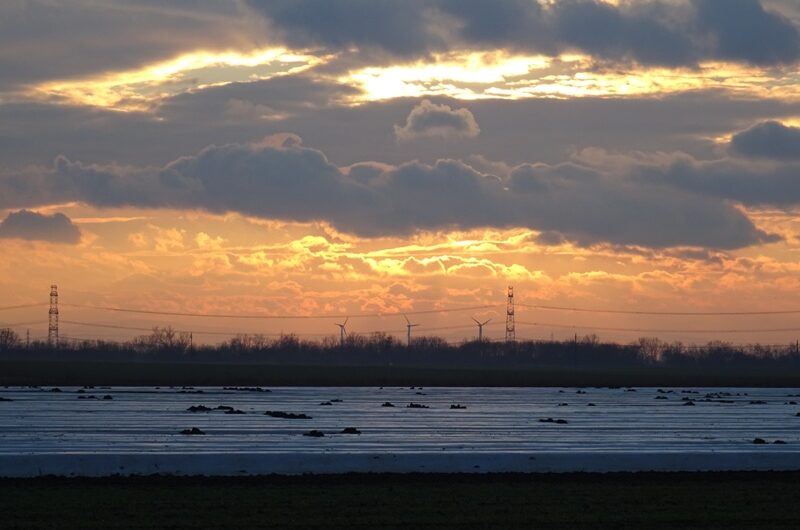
left=637, top=337, right=663, bottom=361
left=581, top=334, right=600, bottom=346
left=228, top=334, right=268, bottom=350
left=133, top=326, right=191, bottom=351
left=0, top=328, right=20, bottom=350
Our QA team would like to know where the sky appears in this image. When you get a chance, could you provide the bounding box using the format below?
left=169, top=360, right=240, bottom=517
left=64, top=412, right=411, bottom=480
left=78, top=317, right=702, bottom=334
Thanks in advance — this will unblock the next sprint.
left=3, top=0, right=800, bottom=345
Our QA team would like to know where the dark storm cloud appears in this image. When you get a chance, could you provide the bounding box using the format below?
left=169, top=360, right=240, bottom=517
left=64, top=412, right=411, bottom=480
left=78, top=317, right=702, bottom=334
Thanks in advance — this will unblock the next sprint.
left=434, top=0, right=553, bottom=50
left=436, top=0, right=692, bottom=66
left=489, top=0, right=799, bottom=66
left=244, top=0, right=800, bottom=67
left=0, top=137, right=777, bottom=249
left=246, top=0, right=441, bottom=57
left=394, top=100, right=480, bottom=142
left=730, top=121, right=800, bottom=160
left=548, top=0, right=695, bottom=67
left=693, top=0, right=800, bottom=66
left=0, top=210, right=81, bottom=244
left=446, top=0, right=800, bottom=66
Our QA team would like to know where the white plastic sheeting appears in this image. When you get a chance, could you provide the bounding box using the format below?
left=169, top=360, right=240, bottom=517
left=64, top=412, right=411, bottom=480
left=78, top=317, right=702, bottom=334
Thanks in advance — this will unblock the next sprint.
left=1, top=386, right=799, bottom=475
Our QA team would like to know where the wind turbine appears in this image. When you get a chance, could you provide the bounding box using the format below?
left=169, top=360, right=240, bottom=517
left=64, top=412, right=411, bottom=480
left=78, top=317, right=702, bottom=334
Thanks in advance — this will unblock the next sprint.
left=335, top=317, right=349, bottom=347
left=403, top=314, right=419, bottom=347
left=472, top=317, right=491, bottom=342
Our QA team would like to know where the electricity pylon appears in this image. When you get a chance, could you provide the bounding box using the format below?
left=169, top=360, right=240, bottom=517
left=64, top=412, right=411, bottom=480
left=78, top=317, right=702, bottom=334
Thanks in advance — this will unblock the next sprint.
left=505, top=286, right=515, bottom=342
left=48, top=284, right=58, bottom=346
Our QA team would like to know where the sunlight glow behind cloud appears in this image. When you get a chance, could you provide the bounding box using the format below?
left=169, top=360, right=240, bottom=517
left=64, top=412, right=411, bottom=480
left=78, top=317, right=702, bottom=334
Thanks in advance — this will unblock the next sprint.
left=30, top=48, right=323, bottom=110
left=22, top=47, right=800, bottom=112
left=345, top=53, right=800, bottom=101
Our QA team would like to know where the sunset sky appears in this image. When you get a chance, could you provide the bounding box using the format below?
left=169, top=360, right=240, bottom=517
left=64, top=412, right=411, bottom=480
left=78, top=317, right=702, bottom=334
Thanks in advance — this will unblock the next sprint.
left=3, top=0, right=800, bottom=344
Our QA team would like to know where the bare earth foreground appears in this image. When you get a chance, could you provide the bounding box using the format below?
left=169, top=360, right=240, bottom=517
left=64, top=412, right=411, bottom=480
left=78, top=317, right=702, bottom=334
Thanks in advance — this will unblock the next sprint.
left=3, top=473, right=800, bottom=529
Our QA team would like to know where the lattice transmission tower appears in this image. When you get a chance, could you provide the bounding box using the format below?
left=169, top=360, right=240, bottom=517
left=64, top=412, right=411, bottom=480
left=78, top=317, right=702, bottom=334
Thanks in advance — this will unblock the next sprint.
left=505, top=286, right=515, bottom=342
left=48, top=284, right=59, bottom=346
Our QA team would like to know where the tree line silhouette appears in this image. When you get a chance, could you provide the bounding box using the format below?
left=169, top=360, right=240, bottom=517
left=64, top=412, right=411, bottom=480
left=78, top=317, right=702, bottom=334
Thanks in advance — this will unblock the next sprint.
left=2, top=326, right=800, bottom=370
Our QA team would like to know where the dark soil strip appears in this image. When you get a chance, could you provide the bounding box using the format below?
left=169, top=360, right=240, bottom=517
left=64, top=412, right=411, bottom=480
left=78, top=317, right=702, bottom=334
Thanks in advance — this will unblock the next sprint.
left=2, top=472, right=800, bottom=529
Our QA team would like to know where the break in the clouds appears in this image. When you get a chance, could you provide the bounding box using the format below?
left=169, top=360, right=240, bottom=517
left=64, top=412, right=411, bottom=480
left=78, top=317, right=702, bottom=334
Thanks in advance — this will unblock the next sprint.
left=730, top=121, right=800, bottom=160
left=0, top=210, right=80, bottom=244
left=0, top=135, right=778, bottom=250
left=0, top=0, right=796, bottom=95
left=394, top=100, right=480, bottom=142
left=246, top=0, right=800, bottom=67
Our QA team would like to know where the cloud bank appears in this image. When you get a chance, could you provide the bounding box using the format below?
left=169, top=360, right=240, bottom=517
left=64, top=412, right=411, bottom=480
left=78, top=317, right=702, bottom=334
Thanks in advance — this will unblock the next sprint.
left=0, top=135, right=780, bottom=250
left=634, top=155, right=800, bottom=207
left=247, top=0, right=800, bottom=67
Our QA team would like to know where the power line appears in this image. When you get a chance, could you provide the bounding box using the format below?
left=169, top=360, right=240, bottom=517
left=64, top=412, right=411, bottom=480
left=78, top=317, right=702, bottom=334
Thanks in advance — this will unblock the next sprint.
left=516, top=321, right=800, bottom=334
left=57, top=317, right=800, bottom=340
left=60, top=335, right=118, bottom=343
left=62, top=320, right=176, bottom=333
left=60, top=319, right=499, bottom=338
left=0, top=320, right=47, bottom=328
left=0, top=303, right=48, bottom=312
left=416, top=322, right=499, bottom=332
left=60, top=319, right=417, bottom=338
left=61, top=320, right=321, bottom=337
left=61, top=303, right=503, bottom=320
left=517, top=303, right=800, bottom=316
left=12, top=292, right=800, bottom=319
left=18, top=286, right=800, bottom=344
left=21, top=298, right=800, bottom=320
